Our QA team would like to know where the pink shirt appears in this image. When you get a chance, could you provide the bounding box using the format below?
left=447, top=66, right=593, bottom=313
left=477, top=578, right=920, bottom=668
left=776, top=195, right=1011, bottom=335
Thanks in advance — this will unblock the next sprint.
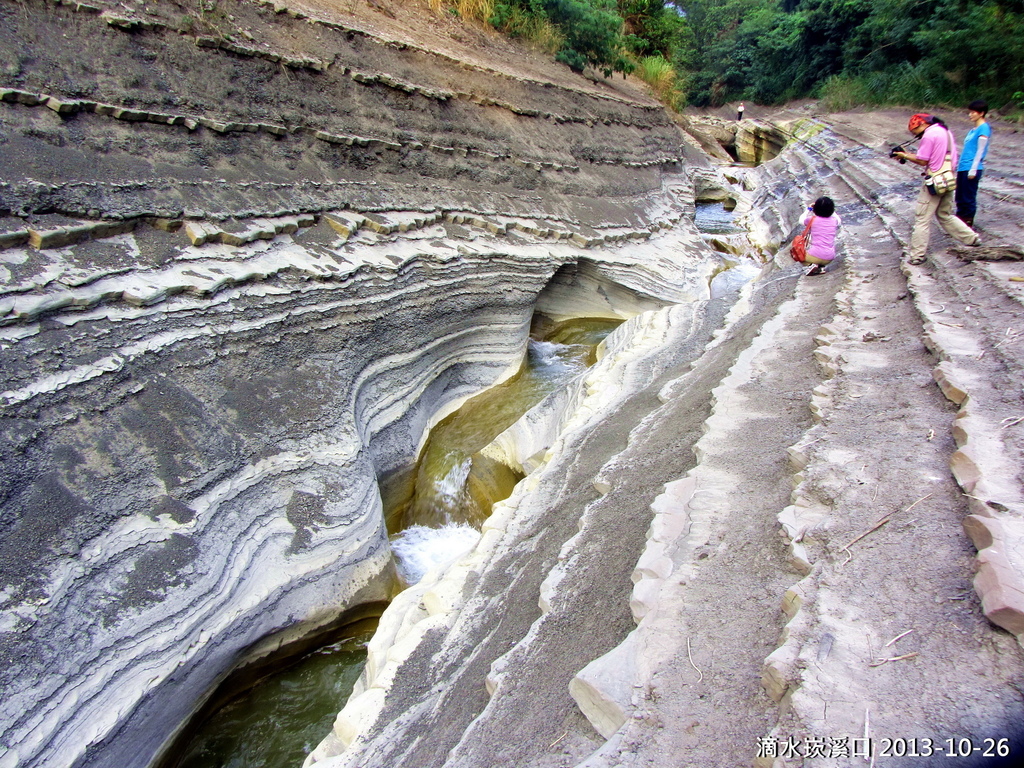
left=916, top=123, right=958, bottom=172
left=801, top=212, right=841, bottom=261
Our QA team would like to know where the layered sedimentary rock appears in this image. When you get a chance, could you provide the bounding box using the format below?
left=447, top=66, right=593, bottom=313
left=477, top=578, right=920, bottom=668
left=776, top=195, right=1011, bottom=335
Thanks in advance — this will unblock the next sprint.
left=0, top=2, right=721, bottom=767
left=8, top=0, right=1024, bottom=765
left=307, top=107, right=1024, bottom=768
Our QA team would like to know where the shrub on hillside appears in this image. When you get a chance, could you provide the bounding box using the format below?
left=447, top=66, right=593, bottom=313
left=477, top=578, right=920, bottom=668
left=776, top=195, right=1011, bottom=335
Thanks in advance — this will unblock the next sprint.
left=637, top=55, right=684, bottom=109
left=544, top=0, right=634, bottom=75
left=490, top=0, right=634, bottom=76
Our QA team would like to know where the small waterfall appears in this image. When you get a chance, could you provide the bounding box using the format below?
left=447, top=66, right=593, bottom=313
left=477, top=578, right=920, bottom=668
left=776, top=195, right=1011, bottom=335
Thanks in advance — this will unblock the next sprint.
left=529, top=339, right=578, bottom=370
left=391, top=523, right=481, bottom=584
left=394, top=330, right=612, bottom=534
left=694, top=201, right=762, bottom=299
left=435, top=456, right=474, bottom=511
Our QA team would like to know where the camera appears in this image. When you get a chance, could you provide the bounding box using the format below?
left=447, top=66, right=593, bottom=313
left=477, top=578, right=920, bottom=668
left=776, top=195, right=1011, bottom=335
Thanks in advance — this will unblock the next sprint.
left=889, top=136, right=919, bottom=164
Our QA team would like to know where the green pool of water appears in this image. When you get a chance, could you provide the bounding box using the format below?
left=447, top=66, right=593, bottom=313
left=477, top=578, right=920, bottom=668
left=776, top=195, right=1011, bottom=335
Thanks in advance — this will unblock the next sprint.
left=694, top=201, right=742, bottom=234
left=170, top=629, right=374, bottom=768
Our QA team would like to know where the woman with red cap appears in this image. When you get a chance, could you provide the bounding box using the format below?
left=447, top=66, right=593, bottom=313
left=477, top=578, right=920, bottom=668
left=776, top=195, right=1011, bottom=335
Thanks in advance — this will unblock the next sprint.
left=893, top=113, right=980, bottom=265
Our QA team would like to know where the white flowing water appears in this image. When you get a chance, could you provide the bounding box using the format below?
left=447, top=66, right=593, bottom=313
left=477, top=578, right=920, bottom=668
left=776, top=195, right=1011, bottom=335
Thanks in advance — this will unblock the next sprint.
left=391, top=523, right=482, bottom=584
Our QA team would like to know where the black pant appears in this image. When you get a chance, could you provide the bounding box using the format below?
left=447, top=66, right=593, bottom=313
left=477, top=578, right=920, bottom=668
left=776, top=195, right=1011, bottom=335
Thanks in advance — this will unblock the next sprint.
left=955, top=169, right=983, bottom=222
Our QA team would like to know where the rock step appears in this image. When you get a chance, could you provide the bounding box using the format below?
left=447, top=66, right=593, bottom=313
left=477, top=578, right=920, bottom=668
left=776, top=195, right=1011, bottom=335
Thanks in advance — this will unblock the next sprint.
left=256, top=208, right=678, bottom=248
left=566, top=254, right=833, bottom=767
left=0, top=213, right=317, bottom=252
left=182, top=214, right=316, bottom=247
left=756, top=185, right=1024, bottom=761
left=902, top=247, right=1024, bottom=638
left=458, top=300, right=722, bottom=763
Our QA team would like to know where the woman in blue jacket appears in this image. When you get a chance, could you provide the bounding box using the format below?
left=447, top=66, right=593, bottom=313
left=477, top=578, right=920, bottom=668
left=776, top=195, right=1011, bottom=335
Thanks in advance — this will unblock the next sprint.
left=955, top=99, right=991, bottom=228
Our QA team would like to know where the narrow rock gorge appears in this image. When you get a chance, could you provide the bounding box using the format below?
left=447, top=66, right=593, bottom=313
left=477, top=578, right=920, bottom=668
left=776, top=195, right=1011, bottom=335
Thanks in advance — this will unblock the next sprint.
left=3, top=2, right=1024, bottom=768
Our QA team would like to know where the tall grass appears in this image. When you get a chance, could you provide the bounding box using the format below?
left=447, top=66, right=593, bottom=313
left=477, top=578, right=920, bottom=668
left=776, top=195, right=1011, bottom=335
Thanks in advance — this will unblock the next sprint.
left=490, top=5, right=563, bottom=54
left=636, top=55, right=683, bottom=110
left=819, top=65, right=980, bottom=112
left=818, top=75, right=875, bottom=112
left=431, top=0, right=562, bottom=55
left=429, top=0, right=494, bottom=25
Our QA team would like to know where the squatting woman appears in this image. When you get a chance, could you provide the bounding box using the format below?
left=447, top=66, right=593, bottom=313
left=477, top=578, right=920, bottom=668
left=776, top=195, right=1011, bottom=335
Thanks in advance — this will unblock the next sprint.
left=801, top=196, right=841, bottom=276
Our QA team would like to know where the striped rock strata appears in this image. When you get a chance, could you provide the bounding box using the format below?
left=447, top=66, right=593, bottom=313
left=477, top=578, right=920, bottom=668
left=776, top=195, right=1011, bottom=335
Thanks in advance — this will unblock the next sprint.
left=309, top=108, right=1024, bottom=768
left=0, top=1, right=721, bottom=767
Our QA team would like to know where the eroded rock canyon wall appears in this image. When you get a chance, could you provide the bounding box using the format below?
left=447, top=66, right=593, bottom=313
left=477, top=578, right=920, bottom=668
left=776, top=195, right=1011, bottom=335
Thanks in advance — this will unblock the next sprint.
left=303, top=113, right=1024, bottom=768
left=0, top=2, right=721, bottom=766
left=6, top=1, right=1024, bottom=767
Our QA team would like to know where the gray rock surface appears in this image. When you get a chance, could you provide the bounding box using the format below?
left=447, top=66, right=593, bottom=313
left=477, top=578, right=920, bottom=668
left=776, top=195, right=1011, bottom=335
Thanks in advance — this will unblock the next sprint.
left=5, top=2, right=1024, bottom=768
left=307, top=108, right=1024, bottom=768
left=0, top=2, right=717, bottom=767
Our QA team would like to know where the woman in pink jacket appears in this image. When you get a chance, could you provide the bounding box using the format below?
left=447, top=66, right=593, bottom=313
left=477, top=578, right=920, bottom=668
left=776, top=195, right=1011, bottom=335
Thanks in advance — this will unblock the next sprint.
left=893, top=113, right=980, bottom=265
left=801, top=196, right=840, bottom=276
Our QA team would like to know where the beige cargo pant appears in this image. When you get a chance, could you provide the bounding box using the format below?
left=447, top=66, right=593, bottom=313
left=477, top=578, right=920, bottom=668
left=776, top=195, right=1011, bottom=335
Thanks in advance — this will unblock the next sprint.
left=909, top=184, right=980, bottom=261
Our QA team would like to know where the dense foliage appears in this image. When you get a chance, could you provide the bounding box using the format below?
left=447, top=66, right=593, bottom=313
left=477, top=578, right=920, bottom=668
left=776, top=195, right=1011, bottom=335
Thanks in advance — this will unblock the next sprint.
left=482, top=0, right=1024, bottom=112
left=679, top=0, right=1024, bottom=108
left=490, top=0, right=638, bottom=74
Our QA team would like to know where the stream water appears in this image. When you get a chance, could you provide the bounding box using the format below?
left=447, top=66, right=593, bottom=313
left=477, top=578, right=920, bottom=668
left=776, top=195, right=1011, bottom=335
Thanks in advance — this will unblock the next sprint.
left=694, top=201, right=743, bottom=234
left=387, top=318, right=620, bottom=583
left=168, top=316, right=621, bottom=768
left=172, top=627, right=375, bottom=768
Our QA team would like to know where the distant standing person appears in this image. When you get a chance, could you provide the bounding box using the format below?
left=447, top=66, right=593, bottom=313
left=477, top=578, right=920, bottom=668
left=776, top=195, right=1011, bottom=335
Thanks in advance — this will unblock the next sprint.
left=893, top=113, right=980, bottom=265
left=955, top=99, right=991, bottom=228
left=800, top=196, right=841, bottom=276
left=737, top=102, right=745, bottom=121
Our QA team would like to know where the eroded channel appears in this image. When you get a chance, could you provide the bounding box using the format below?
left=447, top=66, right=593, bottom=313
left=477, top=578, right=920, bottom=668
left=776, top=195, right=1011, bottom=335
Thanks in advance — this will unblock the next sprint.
left=164, top=315, right=622, bottom=768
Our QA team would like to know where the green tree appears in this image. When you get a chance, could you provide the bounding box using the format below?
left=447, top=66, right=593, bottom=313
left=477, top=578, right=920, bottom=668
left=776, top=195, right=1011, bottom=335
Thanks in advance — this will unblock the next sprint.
left=913, top=0, right=1024, bottom=98
left=672, top=0, right=1024, bottom=107
left=675, top=0, right=777, bottom=104
left=543, top=0, right=634, bottom=74
left=740, top=8, right=807, bottom=102
left=618, top=0, right=688, bottom=58
left=491, top=0, right=636, bottom=75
